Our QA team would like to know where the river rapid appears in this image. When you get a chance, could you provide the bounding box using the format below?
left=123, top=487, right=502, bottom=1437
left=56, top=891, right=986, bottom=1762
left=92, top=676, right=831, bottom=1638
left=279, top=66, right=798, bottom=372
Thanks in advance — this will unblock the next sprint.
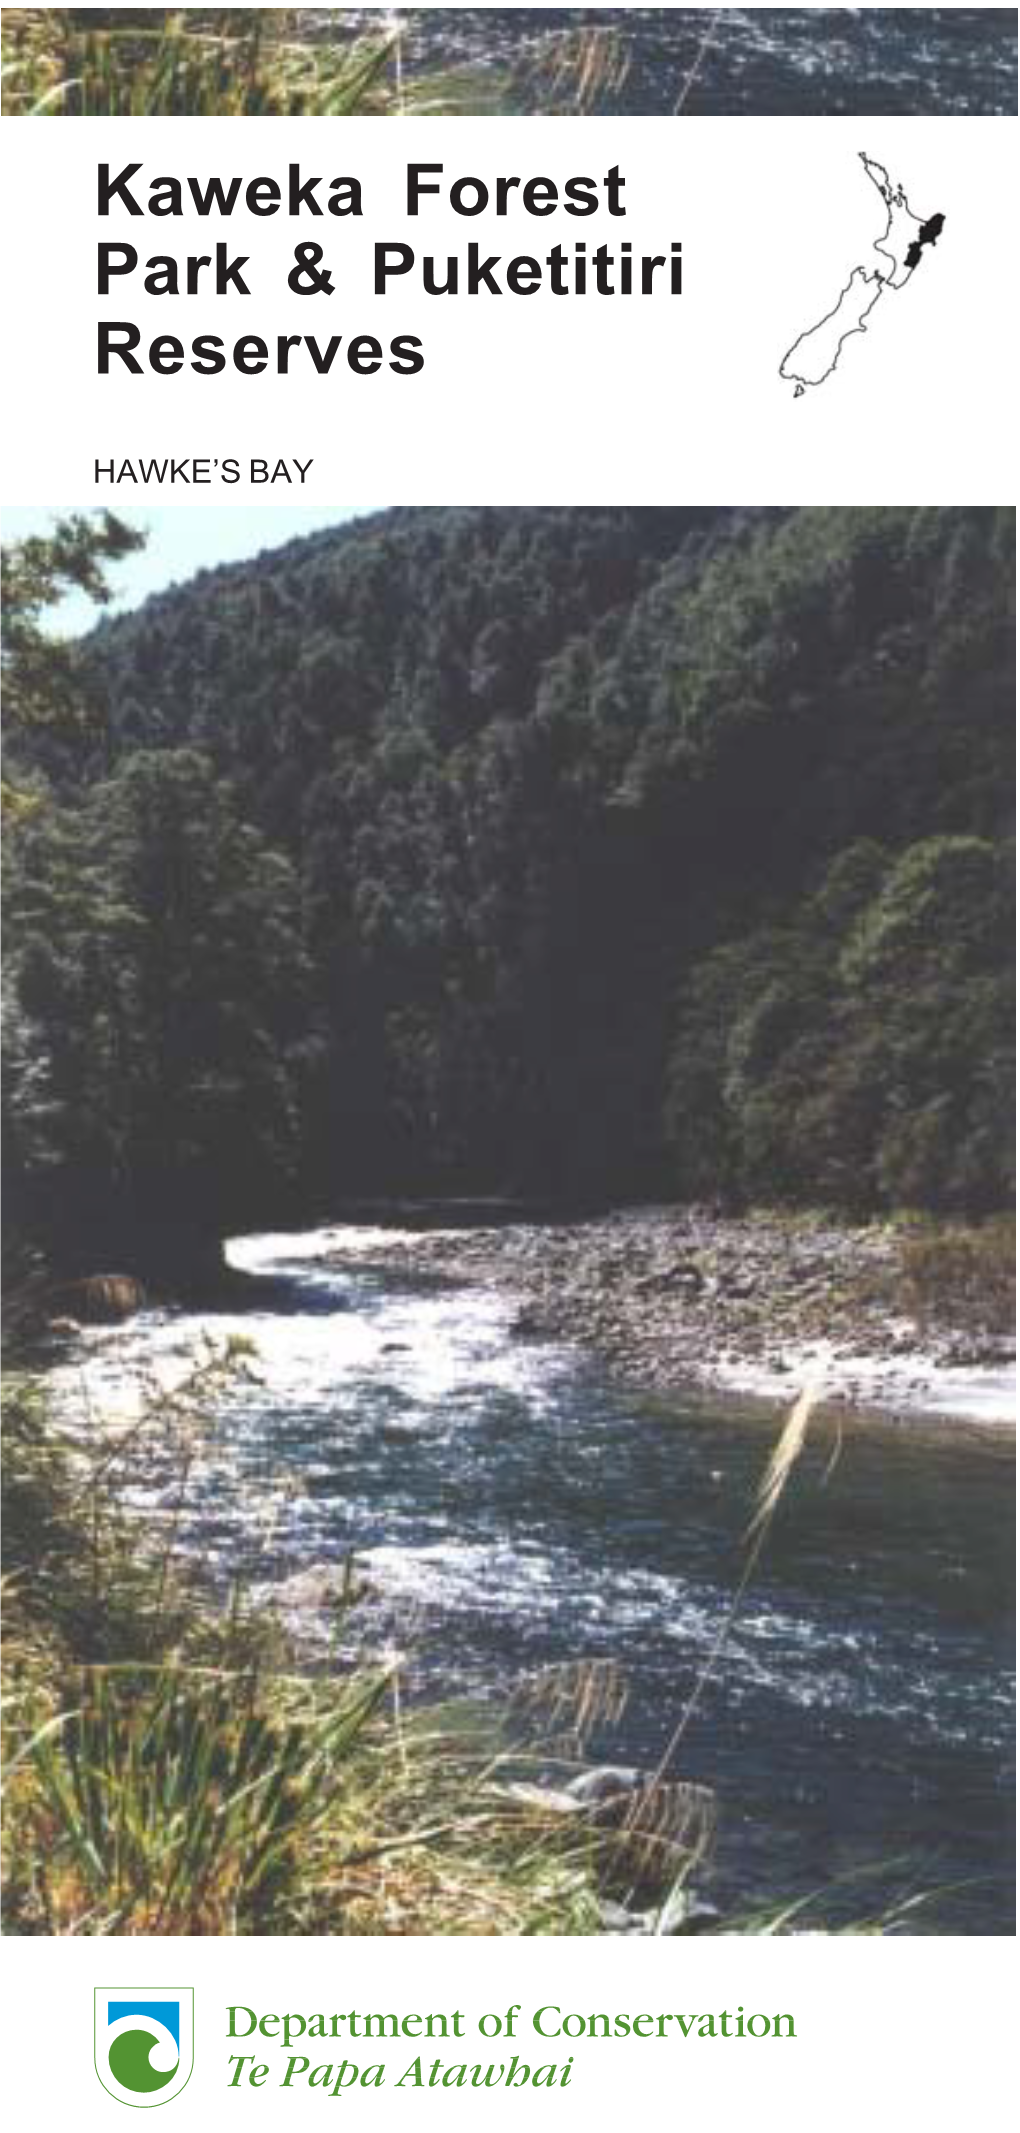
left=58, top=1226, right=1015, bottom=1934
left=332, top=9, right=1017, bottom=115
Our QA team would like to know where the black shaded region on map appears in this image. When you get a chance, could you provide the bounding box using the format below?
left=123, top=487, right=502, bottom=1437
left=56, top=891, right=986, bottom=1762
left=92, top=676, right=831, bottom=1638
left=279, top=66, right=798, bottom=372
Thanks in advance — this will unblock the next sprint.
left=779, top=154, right=945, bottom=395
left=905, top=212, right=946, bottom=270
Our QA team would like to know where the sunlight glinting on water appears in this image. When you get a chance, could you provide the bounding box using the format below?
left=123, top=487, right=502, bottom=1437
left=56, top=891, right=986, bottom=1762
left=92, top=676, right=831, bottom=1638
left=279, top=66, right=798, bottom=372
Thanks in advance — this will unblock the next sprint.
left=46, top=1226, right=1014, bottom=1928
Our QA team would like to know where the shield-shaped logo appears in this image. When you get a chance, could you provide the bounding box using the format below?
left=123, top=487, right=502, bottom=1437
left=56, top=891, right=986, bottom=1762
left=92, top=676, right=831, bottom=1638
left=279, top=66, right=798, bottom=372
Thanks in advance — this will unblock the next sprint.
left=95, top=1989, right=194, bottom=2108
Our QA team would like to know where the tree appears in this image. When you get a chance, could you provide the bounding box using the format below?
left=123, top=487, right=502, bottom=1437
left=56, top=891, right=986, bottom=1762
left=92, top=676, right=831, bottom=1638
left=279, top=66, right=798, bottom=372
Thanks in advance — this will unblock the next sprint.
left=664, top=836, right=1014, bottom=1213
left=6, top=750, right=309, bottom=1276
left=1, top=511, right=144, bottom=793
left=3, top=506, right=1013, bottom=1251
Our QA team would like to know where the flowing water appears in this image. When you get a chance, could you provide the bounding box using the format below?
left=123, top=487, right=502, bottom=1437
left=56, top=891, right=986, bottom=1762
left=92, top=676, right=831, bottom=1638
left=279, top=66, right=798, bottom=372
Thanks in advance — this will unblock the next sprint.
left=333, top=8, right=1017, bottom=115
left=64, top=1226, right=1015, bottom=1934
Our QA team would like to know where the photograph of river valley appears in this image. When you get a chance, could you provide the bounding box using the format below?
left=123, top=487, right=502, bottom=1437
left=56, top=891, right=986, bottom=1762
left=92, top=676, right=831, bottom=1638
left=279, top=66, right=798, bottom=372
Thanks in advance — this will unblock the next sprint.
left=1, top=504, right=1014, bottom=1937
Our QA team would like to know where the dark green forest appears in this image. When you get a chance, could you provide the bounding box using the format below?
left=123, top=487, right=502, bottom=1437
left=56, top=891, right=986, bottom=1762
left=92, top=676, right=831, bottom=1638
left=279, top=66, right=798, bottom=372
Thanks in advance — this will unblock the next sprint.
left=2, top=505, right=1014, bottom=1285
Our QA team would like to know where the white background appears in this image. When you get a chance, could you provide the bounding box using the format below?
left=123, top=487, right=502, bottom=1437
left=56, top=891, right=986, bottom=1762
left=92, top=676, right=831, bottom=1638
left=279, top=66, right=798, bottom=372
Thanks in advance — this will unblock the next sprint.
left=1, top=111, right=1016, bottom=502
left=5, top=1930, right=1018, bottom=2128
left=0, top=1, right=1015, bottom=2123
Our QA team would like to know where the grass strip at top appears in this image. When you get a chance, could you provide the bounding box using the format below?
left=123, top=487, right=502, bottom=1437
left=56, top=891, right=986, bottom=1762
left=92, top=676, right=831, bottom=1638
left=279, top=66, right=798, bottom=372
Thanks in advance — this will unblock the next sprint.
left=0, top=8, right=623, bottom=117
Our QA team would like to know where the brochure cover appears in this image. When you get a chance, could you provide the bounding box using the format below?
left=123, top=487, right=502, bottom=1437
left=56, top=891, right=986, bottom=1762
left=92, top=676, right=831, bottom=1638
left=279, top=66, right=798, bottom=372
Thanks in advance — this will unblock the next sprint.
left=0, top=6, right=1014, bottom=2131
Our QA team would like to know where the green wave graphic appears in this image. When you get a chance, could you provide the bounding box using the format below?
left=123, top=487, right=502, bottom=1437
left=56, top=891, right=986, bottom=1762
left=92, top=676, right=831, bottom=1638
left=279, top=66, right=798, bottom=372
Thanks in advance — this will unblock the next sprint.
left=109, top=2029, right=177, bottom=2094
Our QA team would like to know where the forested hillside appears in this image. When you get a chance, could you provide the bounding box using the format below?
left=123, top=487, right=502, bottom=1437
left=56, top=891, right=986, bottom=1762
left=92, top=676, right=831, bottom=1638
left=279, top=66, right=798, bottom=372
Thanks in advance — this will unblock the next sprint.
left=3, top=505, right=1014, bottom=1280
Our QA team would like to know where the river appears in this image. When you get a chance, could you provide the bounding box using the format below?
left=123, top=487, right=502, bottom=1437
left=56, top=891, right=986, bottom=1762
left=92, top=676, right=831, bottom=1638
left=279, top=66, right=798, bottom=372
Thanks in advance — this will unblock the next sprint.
left=331, top=9, right=1017, bottom=115
left=60, top=1226, right=1015, bottom=1935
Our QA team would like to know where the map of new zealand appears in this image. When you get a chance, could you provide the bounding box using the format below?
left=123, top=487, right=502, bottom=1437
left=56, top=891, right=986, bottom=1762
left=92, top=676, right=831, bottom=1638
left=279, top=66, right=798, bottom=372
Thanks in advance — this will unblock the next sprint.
left=780, top=154, right=945, bottom=396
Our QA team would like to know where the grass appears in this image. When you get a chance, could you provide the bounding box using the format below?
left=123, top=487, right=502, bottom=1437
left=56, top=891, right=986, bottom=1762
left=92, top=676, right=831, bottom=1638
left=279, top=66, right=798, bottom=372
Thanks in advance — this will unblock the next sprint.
left=2, top=9, right=400, bottom=117
left=4, top=1641, right=627, bottom=1934
left=0, top=1357, right=632, bottom=1934
left=7, top=1660, right=385, bottom=1933
left=0, top=9, right=630, bottom=118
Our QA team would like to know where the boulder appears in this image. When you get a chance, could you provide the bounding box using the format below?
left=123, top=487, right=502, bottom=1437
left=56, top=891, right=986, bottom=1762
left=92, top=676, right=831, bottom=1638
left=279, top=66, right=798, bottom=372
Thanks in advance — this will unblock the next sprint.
left=57, top=1274, right=146, bottom=1324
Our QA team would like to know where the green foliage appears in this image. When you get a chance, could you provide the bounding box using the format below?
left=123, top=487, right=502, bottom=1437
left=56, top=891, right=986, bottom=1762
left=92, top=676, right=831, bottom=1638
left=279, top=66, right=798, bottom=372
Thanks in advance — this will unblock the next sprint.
left=666, top=836, right=1014, bottom=1212
left=5, top=749, right=308, bottom=1266
left=0, top=10, right=399, bottom=117
left=0, top=1371, right=607, bottom=1937
left=1, top=510, right=144, bottom=812
left=0, top=1344, right=269, bottom=1664
left=0, top=10, right=635, bottom=119
left=0, top=1376, right=82, bottom=1621
left=2, top=505, right=1014, bottom=1261
left=18, top=1661, right=388, bottom=1933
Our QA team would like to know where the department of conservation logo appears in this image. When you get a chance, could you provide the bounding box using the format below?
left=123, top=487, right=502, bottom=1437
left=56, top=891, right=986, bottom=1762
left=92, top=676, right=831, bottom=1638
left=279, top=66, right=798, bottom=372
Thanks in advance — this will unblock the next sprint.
left=94, top=1990, right=194, bottom=2108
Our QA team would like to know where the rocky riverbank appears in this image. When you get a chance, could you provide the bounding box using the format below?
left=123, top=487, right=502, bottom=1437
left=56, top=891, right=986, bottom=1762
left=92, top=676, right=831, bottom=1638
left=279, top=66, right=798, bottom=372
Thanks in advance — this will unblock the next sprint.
left=318, top=1207, right=1016, bottom=1427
